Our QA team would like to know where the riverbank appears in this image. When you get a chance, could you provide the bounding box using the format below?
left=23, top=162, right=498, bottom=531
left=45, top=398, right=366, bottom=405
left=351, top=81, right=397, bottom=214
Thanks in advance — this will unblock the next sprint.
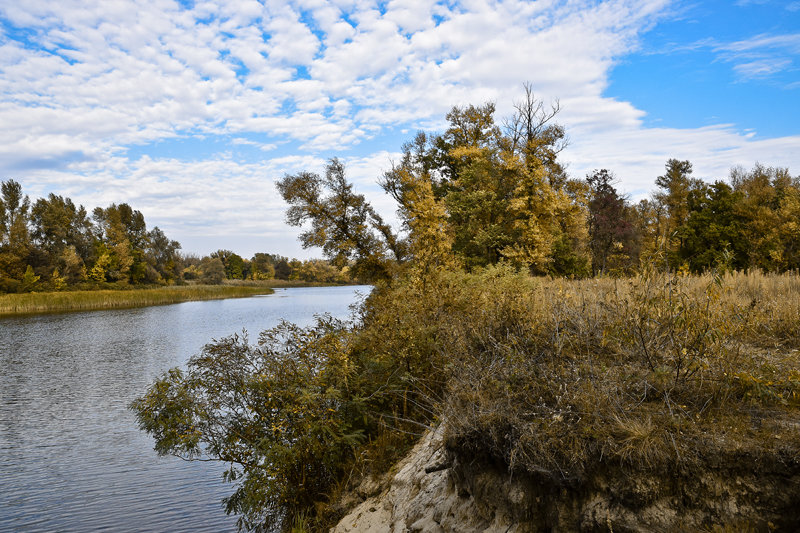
left=131, top=267, right=800, bottom=530
left=0, top=285, right=276, bottom=317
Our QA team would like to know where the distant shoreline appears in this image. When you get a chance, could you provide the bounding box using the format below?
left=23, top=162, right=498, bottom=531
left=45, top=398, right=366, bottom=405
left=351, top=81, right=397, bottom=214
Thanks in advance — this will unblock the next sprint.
left=0, top=285, right=279, bottom=317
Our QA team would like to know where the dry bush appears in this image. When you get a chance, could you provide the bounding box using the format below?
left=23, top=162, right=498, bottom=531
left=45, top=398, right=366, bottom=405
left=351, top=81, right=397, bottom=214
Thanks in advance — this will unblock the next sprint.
left=433, top=265, right=800, bottom=481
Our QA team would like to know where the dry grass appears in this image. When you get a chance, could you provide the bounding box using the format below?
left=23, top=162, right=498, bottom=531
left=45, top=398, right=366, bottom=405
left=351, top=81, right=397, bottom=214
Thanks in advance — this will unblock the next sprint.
left=0, top=285, right=275, bottom=316
left=365, top=266, right=800, bottom=481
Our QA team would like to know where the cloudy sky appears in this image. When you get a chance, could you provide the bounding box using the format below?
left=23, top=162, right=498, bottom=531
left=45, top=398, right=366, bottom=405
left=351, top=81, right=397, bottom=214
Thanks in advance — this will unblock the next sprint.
left=1, top=0, right=798, bottom=259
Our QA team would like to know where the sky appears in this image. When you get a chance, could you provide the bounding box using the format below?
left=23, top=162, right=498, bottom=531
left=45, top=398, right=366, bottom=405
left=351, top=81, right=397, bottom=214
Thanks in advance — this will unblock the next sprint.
left=1, top=0, right=798, bottom=259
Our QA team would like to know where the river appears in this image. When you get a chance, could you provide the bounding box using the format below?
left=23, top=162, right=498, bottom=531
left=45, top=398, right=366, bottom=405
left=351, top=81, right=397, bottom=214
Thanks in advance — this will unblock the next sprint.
left=0, top=285, right=371, bottom=532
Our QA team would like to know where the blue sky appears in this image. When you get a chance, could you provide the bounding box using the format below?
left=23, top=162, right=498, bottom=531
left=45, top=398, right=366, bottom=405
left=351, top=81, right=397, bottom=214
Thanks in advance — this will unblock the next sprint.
left=1, top=0, right=798, bottom=259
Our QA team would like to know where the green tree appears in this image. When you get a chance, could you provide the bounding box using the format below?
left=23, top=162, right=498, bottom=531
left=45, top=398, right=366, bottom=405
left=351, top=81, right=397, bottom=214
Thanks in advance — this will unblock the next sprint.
left=681, top=181, right=747, bottom=272
left=146, top=227, right=182, bottom=283
left=200, top=257, right=225, bottom=285
left=0, top=180, right=33, bottom=290
left=30, top=193, right=94, bottom=278
left=654, top=159, right=694, bottom=266
left=273, top=257, right=292, bottom=280
left=131, top=320, right=367, bottom=532
left=227, top=253, right=245, bottom=280
left=211, top=250, right=246, bottom=280
left=277, top=159, right=404, bottom=281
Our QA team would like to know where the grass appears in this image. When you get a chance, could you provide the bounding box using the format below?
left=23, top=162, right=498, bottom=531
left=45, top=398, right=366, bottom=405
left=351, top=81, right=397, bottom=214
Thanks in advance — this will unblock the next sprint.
left=428, top=266, right=800, bottom=480
left=0, top=284, right=276, bottom=316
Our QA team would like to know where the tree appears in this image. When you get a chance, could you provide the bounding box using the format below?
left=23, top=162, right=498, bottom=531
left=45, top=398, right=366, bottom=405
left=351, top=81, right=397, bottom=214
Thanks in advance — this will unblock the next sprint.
left=777, top=179, right=800, bottom=270
left=286, top=88, right=588, bottom=278
left=730, top=163, right=789, bottom=271
left=250, top=253, right=275, bottom=280
left=145, top=227, right=182, bottom=283
left=438, top=103, right=517, bottom=269
left=273, top=257, right=292, bottom=280
left=131, top=320, right=367, bottom=531
left=654, top=159, right=693, bottom=266
left=211, top=249, right=246, bottom=280
left=90, top=252, right=111, bottom=282
left=93, top=204, right=147, bottom=282
left=380, top=133, right=455, bottom=279
left=681, top=181, right=747, bottom=272
left=277, top=159, right=404, bottom=281
left=379, top=90, right=586, bottom=275
left=30, top=194, right=94, bottom=276
left=586, top=169, right=636, bottom=275
left=20, top=264, right=40, bottom=292
left=505, top=82, right=568, bottom=186
left=200, top=257, right=225, bottom=285
left=0, top=180, right=33, bottom=288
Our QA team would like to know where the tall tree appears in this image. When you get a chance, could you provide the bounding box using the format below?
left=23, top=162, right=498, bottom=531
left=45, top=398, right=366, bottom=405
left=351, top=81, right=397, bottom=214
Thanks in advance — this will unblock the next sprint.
left=505, top=82, right=568, bottom=187
left=654, top=159, right=694, bottom=266
left=277, top=158, right=404, bottom=281
left=0, top=180, right=33, bottom=287
left=146, top=227, right=182, bottom=282
left=381, top=134, right=455, bottom=280
left=30, top=193, right=94, bottom=277
left=586, top=169, right=636, bottom=275
left=681, top=181, right=747, bottom=272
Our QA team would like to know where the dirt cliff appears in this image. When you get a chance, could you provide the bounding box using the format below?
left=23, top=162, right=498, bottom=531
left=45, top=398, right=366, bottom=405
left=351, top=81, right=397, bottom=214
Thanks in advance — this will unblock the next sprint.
left=333, top=424, right=800, bottom=532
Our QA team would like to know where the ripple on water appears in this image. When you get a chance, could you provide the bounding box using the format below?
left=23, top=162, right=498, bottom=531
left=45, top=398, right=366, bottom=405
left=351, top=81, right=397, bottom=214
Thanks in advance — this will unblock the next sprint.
left=0, top=285, right=370, bottom=532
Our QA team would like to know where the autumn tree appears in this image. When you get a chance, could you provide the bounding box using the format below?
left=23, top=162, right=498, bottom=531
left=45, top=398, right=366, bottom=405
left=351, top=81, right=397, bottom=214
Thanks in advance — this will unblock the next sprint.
left=730, top=163, right=793, bottom=271
left=30, top=193, right=94, bottom=281
left=586, top=169, right=637, bottom=275
left=654, top=159, right=694, bottom=266
left=277, top=158, right=405, bottom=281
left=0, top=180, right=33, bottom=290
left=146, top=227, right=182, bottom=282
left=378, top=90, right=588, bottom=276
left=380, top=132, right=456, bottom=279
left=505, top=82, right=568, bottom=186
left=92, top=204, right=146, bottom=282
left=250, top=253, right=276, bottom=280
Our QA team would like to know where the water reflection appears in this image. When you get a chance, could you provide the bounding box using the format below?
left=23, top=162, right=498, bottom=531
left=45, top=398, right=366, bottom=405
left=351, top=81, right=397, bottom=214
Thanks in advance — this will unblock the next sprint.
left=0, top=286, right=370, bottom=532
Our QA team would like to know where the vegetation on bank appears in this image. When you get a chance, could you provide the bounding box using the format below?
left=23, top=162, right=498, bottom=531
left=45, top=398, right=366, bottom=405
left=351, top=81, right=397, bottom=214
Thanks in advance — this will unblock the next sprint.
left=0, top=284, right=276, bottom=316
left=132, top=87, right=800, bottom=531
left=0, top=180, right=362, bottom=294
left=132, top=266, right=800, bottom=530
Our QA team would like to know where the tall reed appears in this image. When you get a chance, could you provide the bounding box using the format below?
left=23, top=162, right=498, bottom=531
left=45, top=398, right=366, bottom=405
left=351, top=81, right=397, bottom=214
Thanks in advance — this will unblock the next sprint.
left=0, top=285, right=275, bottom=316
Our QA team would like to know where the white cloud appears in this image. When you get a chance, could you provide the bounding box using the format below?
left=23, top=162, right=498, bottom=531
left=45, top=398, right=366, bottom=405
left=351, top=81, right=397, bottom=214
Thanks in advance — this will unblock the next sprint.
left=712, top=32, right=800, bottom=82
left=1, top=0, right=799, bottom=257
left=733, top=58, right=792, bottom=78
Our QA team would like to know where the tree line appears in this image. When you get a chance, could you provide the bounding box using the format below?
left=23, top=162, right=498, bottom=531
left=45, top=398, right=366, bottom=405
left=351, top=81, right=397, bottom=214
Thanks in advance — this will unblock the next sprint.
left=0, top=182, right=350, bottom=293
left=280, top=86, right=799, bottom=279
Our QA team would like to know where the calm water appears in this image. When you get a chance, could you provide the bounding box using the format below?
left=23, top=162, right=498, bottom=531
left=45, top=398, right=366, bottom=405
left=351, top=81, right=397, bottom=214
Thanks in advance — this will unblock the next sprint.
left=0, top=286, right=370, bottom=532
